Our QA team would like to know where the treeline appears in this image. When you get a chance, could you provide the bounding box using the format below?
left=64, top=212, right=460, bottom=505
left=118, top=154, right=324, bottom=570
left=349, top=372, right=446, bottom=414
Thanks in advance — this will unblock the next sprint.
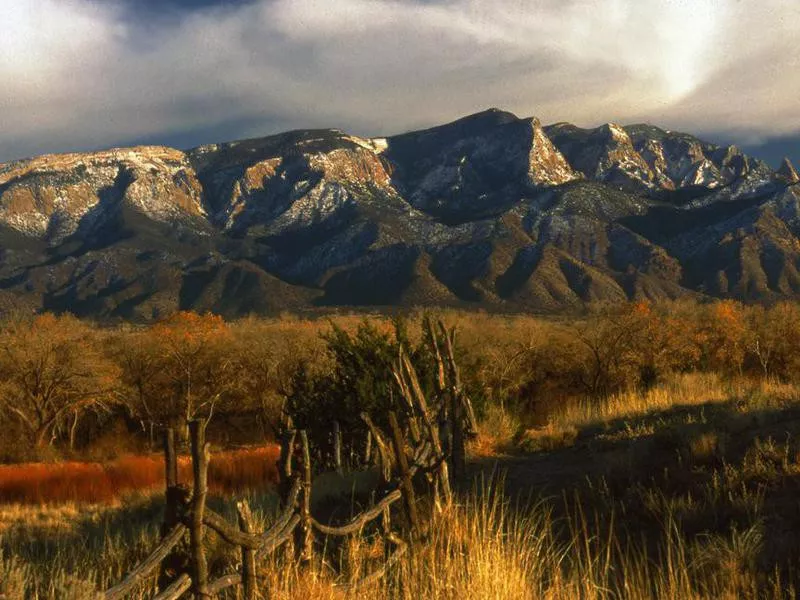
left=0, top=300, right=797, bottom=462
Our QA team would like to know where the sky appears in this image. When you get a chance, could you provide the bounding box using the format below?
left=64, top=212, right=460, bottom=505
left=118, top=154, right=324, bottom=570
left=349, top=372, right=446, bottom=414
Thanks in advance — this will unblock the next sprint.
left=1, top=0, right=798, bottom=166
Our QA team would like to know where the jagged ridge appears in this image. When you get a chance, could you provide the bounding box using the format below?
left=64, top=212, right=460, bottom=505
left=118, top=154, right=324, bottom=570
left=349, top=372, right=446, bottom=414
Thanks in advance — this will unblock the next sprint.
left=0, top=109, right=797, bottom=320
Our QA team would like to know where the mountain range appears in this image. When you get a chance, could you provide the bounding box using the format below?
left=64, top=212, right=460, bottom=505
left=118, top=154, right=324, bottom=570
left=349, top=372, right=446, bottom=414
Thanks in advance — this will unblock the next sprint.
left=0, top=108, right=798, bottom=320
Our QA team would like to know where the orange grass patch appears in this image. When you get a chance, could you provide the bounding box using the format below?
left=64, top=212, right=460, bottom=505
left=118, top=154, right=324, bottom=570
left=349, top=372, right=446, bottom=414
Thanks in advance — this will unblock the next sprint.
left=0, top=445, right=280, bottom=505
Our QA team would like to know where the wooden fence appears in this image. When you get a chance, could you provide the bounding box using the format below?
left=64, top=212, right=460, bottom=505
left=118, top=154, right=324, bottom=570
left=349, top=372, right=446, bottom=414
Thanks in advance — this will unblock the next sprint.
left=99, top=320, right=474, bottom=599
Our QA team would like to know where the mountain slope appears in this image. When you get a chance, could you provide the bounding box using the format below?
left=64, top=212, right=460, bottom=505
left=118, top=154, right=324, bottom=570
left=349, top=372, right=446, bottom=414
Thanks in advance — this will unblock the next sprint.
left=0, top=109, right=798, bottom=320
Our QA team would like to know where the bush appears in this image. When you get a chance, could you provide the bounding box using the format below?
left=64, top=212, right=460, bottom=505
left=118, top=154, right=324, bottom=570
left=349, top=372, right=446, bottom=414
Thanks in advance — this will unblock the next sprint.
left=285, top=318, right=421, bottom=465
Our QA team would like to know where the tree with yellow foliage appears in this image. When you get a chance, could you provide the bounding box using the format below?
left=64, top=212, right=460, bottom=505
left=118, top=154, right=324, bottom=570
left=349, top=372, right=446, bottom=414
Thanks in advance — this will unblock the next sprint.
left=142, top=312, right=235, bottom=439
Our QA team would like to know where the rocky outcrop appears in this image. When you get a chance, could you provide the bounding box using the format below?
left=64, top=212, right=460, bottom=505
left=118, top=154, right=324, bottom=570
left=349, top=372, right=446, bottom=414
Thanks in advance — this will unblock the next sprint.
left=0, top=147, right=205, bottom=243
left=776, top=157, right=800, bottom=184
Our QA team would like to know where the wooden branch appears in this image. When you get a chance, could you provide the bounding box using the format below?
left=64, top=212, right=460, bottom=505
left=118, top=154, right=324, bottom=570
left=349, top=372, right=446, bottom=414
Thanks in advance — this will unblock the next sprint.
left=237, top=500, right=257, bottom=600
left=189, top=420, right=210, bottom=599
left=361, top=413, right=391, bottom=483
left=206, top=573, right=242, bottom=595
left=103, top=525, right=186, bottom=600
left=311, top=489, right=403, bottom=536
left=422, top=316, right=445, bottom=395
left=152, top=573, right=192, bottom=600
left=278, top=428, right=296, bottom=504
left=388, top=411, right=419, bottom=538
left=399, top=352, right=452, bottom=505
left=195, top=510, right=260, bottom=549
left=364, top=429, right=372, bottom=466
left=333, top=420, right=343, bottom=475
left=392, top=348, right=421, bottom=443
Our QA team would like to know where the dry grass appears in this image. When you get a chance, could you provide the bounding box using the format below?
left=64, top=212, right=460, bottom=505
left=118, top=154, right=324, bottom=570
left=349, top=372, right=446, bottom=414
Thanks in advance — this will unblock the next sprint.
left=2, top=477, right=794, bottom=599
left=0, top=445, right=280, bottom=505
left=551, top=372, right=729, bottom=430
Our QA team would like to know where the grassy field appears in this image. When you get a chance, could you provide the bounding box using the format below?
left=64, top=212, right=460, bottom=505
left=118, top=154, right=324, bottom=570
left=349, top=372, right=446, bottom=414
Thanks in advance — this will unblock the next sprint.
left=2, top=372, right=800, bottom=598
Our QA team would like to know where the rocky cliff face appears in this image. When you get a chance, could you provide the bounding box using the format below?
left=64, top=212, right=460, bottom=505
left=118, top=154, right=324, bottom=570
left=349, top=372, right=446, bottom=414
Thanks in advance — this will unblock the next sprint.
left=0, top=109, right=797, bottom=320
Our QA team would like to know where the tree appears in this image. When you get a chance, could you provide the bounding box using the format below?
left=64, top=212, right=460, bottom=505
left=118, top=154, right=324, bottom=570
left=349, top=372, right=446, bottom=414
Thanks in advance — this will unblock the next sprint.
left=572, top=303, right=650, bottom=397
left=142, top=312, right=235, bottom=438
left=0, top=314, right=120, bottom=450
left=113, top=328, right=170, bottom=447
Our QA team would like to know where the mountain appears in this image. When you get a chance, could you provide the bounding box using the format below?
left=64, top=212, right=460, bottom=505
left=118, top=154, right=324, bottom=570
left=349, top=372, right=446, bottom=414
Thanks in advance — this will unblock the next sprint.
left=0, top=108, right=798, bottom=320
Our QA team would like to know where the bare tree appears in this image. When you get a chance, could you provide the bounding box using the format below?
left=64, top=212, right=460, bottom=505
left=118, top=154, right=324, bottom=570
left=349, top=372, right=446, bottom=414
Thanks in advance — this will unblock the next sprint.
left=0, top=314, right=120, bottom=449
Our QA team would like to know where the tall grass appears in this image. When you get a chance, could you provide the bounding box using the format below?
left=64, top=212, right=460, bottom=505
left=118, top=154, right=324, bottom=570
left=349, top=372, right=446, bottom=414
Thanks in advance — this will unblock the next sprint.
left=1, top=479, right=791, bottom=599
left=0, top=446, right=280, bottom=505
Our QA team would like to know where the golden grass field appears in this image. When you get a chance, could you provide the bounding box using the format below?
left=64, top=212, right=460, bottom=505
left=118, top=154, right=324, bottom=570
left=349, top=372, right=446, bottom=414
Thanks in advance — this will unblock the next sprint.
left=3, top=372, right=800, bottom=598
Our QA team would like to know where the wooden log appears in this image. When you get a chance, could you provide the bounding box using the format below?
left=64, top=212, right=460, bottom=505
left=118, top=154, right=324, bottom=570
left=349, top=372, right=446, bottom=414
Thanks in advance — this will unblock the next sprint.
left=163, top=428, right=178, bottom=490
left=333, top=420, right=343, bottom=475
left=295, top=430, right=313, bottom=564
left=388, top=411, right=419, bottom=539
left=152, top=573, right=192, bottom=600
left=188, top=420, right=211, bottom=599
left=104, top=525, right=186, bottom=600
left=237, top=500, right=258, bottom=600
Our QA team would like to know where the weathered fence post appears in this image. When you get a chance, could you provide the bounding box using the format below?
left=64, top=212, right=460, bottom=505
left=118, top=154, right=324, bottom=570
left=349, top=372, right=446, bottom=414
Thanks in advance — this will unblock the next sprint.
left=295, top=430, right=314, bottom=564
left=236, top=500, right=258, bottom=600
left=164, top=427, right=178, bottom=490
left=278, top=428, right=296, bottom=506
left=388, top=411, right=419, bottom=539
left=189, top=419, right=211, bottom=599
left=451, top=391, right=465, bottom=482
left=158, top=427, right=188, bottom=593
left=333, top=420, right=343, bottom=475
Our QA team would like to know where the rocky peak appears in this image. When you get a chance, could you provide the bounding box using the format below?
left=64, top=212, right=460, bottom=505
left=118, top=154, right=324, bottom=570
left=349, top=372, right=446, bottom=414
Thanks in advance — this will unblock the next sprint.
left=776, top=157, right=800, bottom=184
left=545, top=122, right=655, bottom=190
left=527, top=118, right=581, bottom=187
left=382, top=111, right=578, bottom=220
left=191, top=130, right=396, bottom=233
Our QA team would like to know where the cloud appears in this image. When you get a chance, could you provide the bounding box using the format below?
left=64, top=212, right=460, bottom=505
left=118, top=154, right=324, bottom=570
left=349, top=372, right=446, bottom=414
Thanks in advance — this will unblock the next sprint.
left=0, top=0, right=798, bottom=163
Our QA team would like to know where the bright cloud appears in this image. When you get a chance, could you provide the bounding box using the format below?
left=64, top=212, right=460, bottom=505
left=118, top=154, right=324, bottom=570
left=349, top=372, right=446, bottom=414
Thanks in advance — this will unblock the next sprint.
left=0, top=0, right=797, bottom=162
